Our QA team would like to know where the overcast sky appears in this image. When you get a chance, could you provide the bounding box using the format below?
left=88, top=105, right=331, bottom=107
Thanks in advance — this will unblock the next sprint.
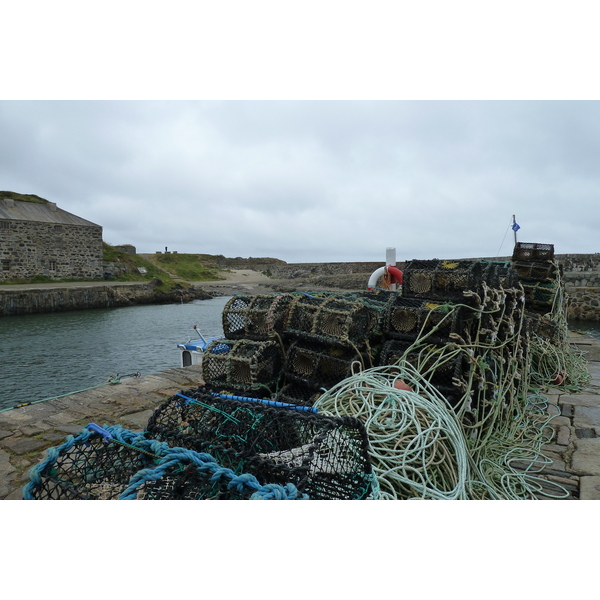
left=3, top=3, right=600, bottom=265
left=2, top=100, right=599, bottom=264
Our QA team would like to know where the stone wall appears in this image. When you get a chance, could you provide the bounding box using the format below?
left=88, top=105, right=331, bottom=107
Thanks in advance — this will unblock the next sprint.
left=0, top=282, right=210, bottom=316
left=560, top=255, right=600, bottom=321
left=0, top=220, right=103, bottom=281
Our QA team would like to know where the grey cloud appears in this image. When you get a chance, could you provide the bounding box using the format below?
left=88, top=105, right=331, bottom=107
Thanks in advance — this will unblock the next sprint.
left=1, top=100, right=598, bottom=263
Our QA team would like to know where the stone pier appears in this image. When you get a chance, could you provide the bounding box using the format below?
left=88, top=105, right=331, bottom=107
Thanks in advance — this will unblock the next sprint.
left=2, top=333, right=600, bottom=500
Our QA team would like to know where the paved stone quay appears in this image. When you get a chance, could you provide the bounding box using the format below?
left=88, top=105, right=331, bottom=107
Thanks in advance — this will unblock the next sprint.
left=0, top=365, right=205, bottom=499
left=1, top=333, right=599, bottom=500
left=537, top=331, right=600, bottom=500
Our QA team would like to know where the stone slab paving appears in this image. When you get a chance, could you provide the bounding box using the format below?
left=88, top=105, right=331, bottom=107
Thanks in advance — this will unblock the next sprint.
left=0, top=364, right=205, bottom=500
left=2, top=332, right=600, bottom=500
left=537, top=331, right=600, bottom=499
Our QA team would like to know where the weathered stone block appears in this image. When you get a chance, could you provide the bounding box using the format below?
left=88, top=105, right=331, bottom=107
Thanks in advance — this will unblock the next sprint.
left=574, top=406, right=600, bottom=429
left=560, top=393, right=600, bottom=408
left=0, top=436, right=48, bottom=455
left=579, top=476, right=600, bottom=500
left=557, top=426, right=572, bottom=446
left=570, top=438, right=600, bottom=476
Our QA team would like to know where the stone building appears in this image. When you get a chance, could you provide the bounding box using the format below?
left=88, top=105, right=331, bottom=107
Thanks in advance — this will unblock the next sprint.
left=0, top=194, right=103, bottom=282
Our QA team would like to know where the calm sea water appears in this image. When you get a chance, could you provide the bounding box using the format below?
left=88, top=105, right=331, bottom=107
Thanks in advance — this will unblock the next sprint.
left=0, top=296, right=231, bottom=411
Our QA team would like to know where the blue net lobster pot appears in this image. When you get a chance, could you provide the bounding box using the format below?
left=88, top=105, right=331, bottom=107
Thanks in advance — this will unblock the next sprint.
left=144, top=389, right=375, bottom=500
left=23, top=425, right=308, bottom=500
left=402, top=259, right=486, bottom=302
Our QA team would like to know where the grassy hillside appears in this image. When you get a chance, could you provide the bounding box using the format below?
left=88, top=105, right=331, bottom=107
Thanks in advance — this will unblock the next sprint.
left=152, top=252, right=223, bottom=281
left=0, top=191, right=49, bottom=204
left=102, top=244, right=172, bottom=283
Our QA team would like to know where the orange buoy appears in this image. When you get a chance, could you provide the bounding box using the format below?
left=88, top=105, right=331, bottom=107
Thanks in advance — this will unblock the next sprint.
left=394, top=379, right=413, bottom=392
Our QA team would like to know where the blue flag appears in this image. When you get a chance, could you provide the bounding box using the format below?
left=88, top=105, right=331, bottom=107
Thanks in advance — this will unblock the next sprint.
left=512, top=222, right=520, bottom=232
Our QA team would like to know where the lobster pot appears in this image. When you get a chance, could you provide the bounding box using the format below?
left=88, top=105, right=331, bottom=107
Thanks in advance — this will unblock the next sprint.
left=525, top=312, right=566, bottom=346
left=512, top=260, right=558, bottom=283
left=145, top=390, right=374, bottom=500
left=512, top=242, right=554, bottom=262
left=222, top=294, right=295, bottom=340
left=383, top=296, right=475, bottom=344
left=275, top=382, right=323, bottom=408
left=202, top=339, right=283, bottom=393
left=284, top=293, right=379, bottom=345
left=481, top=261, right=521, bottom=290
left=402, top=259, right=486, bottom=302
left=521, top=281, right=558, bottom=312
left=379, top=339, right=467, bottom=393
left=23, top=425, right=306, bottom=500
left=284, top=337, right=364, bottom=391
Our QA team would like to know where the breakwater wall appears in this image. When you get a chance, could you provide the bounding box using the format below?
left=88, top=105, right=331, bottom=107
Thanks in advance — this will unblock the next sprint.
left=0, top=282, right=210, bottom=317
left=275, top=254, right=600, bottom=322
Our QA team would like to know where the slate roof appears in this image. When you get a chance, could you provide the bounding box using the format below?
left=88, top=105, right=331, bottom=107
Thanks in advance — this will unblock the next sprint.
left=0, top=198, right=101, bottom=228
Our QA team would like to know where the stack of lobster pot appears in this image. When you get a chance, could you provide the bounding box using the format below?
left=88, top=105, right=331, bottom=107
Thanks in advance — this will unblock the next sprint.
left=202, top=294, right=297, bottom=397
left=511, top=242, right=559, bottom=315
left=511, top=241, right=567, bottom=346
left=378, top=258, right=526, bottom=415
left=276, top=292, right=392, bottom=407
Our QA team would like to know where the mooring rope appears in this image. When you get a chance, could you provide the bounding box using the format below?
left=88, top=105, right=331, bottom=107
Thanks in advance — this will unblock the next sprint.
left=0, top=373, right=141, bottom=414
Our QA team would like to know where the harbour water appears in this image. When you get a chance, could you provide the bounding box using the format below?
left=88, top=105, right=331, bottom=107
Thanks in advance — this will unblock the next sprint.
left=0, top=296, right=231, bottom=412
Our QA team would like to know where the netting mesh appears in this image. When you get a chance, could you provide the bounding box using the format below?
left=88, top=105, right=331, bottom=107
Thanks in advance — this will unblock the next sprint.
left=383, top=296, right=475, bottom=343
left=222, top=294, right=295, bottom=340
left=201, top=338, right=284, bottom=394
left=520, top=281, right=558, bottom=311
left=283, top=337, right=364, bottom=391
left=512, top=242, right=554, bottom=262
left=512, top=261, right=558, bottom=283
left=23, top=425, right=309, bottom=500
left=402, top=259, right=486, bottom=302
left=283, top=293, right=380, bottom=345
left=145, top=388, right=374, bottom=500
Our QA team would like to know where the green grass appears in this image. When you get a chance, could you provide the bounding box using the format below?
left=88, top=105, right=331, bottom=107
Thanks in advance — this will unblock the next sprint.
left=0, top=191, right=49, bottom=204
left=1, top=244, right=226, bottom=289
left=153, top=252, right=223, bottom=281
left=102, top=244, right=177, bottom=286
